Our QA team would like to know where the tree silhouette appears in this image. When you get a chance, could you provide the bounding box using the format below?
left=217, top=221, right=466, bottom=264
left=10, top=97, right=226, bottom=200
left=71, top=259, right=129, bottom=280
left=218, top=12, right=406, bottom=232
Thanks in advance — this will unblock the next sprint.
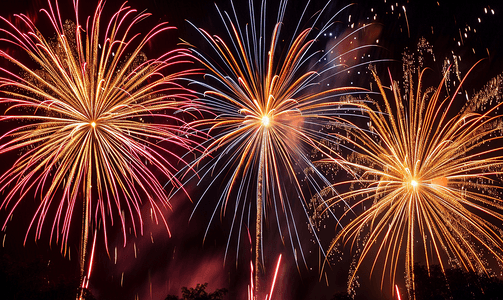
left=165, top=283, right=228, bottom=300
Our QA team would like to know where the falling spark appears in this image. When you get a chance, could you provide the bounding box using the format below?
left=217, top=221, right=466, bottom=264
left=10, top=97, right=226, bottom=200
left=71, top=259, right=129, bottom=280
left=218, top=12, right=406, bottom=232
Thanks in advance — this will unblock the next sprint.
left=249, top=254, right=283, bottom=300
left=402, top=6, right=410, bottom=38
left=396, top=285, right=402, bottom=300
left=266, top=254, right=283, bottom=300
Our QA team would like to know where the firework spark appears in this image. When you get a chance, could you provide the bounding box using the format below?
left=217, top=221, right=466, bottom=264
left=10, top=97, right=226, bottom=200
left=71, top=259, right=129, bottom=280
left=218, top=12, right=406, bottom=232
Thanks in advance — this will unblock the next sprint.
left=0, top=0, right=198, bottom=290
left=248, top=254, right=282, bottom=300
left=183, top=0, right=376, bottom=296
left=320, top=64, right=503, bottom=294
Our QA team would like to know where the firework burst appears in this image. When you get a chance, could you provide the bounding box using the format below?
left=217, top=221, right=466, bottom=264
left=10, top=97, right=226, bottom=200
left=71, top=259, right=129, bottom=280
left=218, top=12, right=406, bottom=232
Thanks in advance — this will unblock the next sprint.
left=320, top=64, right=503, bottom=294
left=183, top=0, right=377, bottom=296
left=0, top=0, right=198, bottom=289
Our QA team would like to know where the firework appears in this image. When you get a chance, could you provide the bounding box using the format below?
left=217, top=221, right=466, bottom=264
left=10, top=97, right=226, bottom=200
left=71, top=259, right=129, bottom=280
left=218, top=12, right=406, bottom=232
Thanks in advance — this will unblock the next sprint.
left=319, top=64, right=503, bottom=294
left=396, top=285, right=402, bottom=300
left=248, top=254, right=282, bottom=300
left=183, top=0, right=376, bottom=296
left=0, top=0, right=198, bottom=292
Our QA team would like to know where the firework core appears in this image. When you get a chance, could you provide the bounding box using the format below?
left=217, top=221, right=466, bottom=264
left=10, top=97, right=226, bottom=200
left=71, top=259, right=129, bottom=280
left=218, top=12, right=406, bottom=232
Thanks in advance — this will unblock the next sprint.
left=261, top=115, right=270, bottom=127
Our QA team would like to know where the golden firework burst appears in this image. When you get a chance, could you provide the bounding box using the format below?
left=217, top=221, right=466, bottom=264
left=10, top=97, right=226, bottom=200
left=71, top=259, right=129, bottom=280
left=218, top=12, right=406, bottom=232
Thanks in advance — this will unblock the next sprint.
left=319, top=65, right=503, bottom=294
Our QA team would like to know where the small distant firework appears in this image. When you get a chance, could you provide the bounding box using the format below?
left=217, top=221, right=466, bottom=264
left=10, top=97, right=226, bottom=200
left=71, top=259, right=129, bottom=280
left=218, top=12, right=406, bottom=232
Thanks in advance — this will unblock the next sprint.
left=0, top=0, right=197, bottom=291
left=320, top=64, right=503, bottom=294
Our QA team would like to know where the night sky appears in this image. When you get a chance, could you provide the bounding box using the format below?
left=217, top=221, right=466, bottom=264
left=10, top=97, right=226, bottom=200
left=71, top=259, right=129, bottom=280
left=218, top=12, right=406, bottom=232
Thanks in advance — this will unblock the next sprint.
left=1, top=0, right=503, bottom=300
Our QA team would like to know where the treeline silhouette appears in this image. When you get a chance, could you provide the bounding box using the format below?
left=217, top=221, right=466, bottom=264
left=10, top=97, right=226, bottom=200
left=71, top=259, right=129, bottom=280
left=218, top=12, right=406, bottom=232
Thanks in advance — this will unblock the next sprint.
left=165, top=283, right=228, bottom=300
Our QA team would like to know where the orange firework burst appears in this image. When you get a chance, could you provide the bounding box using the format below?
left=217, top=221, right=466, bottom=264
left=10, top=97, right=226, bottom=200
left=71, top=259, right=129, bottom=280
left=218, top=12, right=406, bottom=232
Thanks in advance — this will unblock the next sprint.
left=319, top=64, right=503, bottom=294
left=0, top=0, right=198, bottom=289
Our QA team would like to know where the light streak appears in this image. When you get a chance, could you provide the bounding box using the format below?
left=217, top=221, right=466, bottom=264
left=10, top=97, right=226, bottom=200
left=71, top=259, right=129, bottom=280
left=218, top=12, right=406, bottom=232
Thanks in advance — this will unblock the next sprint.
left=266, top=254, right=283, bottom=300
left=396, top=285, right=402, bottom=300
left=249, top=254, right=283, bottom=300
left=402, top=6, right=410, bottom=38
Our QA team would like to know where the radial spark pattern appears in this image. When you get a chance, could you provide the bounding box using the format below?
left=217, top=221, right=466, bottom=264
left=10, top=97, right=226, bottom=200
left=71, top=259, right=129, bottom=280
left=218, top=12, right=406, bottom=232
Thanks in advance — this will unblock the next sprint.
left=0, top=0, right=198, bottom=254
left=185, top=0, right=376, bottom=269
left=320, top=65, right=503, bottom=292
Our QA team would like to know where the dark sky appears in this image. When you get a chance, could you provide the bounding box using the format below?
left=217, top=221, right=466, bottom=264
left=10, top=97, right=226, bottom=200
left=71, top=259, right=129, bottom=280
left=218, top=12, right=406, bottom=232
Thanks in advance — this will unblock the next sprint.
left=1, top=1, right=503, bottom=300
